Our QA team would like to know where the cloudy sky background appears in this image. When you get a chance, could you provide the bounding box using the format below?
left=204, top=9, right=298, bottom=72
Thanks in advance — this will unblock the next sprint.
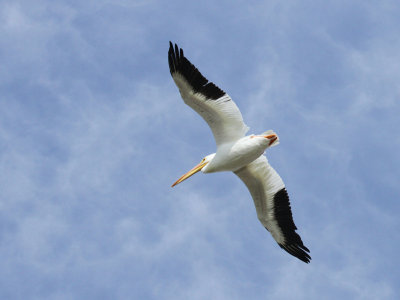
left=1, top=0, right=399, bottom=299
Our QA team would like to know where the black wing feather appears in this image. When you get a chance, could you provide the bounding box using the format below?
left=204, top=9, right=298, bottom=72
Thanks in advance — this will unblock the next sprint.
left=273, top=188, right=311, bottom=263
left=168, top=41, right=225, bottom=100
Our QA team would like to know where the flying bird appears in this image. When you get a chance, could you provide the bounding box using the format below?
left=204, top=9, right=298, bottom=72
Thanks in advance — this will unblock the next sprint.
left=168, top=42, right=311, bottom=263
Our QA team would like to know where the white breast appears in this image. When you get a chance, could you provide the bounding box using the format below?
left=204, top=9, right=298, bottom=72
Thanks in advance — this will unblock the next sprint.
left=203, top=136, right=269, bottom=173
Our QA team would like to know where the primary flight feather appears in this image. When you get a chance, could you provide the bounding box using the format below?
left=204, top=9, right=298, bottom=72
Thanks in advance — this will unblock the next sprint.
left=169, top=42, right=311, bottom=263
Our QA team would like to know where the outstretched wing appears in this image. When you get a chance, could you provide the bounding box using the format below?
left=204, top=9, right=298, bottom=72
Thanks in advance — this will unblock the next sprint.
left=168, top=42, right=249, bottom=146
left=234, top=155, right=311, bottom=263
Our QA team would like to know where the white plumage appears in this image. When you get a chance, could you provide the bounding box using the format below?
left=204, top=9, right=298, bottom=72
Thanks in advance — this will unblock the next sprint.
left=172, top=73, right=249, bottom=146
left=169, top=42, right=311, bottom=263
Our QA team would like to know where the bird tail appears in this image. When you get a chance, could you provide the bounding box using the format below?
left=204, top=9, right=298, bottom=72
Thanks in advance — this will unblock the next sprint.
left=262, top=130, right=280, bottom=147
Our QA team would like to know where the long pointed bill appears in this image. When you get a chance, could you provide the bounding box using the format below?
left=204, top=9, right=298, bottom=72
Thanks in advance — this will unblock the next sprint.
left=171, top=161, right=208, bottom=187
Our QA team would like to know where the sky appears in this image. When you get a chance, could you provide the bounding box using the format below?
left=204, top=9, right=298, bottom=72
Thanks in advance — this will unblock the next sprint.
left=1, top=0, right=399, bottom=299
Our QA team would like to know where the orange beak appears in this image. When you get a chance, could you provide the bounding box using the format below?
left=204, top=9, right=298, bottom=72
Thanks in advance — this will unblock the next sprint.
left=171, top=161, right=208, bottom=187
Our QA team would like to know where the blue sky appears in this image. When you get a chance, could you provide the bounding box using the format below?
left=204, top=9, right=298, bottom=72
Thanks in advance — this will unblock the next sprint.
left=1, top=0, right=399, bottom=299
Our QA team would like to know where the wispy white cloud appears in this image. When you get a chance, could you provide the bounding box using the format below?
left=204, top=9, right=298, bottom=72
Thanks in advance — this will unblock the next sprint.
left=1, top=0, right=400, bottom=299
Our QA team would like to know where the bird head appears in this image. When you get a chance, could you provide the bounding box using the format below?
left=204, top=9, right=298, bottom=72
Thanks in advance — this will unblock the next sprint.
left=171, top=153, right=215, bottom=187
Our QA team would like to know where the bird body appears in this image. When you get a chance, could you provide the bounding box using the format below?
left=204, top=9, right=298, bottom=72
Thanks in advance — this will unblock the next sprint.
left=168, top=42, right=311, bottom=263
left=203, top=133, right=278, bottom=173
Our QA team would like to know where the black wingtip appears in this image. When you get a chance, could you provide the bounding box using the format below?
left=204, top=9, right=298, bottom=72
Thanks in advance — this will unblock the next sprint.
left=270, top=188, right=311, bottom=263
left=167, top=42, right=226, bottom=100
left=279, top=243, right=311, bottom=264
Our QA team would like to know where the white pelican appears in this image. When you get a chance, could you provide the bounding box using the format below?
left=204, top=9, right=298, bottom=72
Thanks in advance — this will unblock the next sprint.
left=169, top=42, right=311, bottom=263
